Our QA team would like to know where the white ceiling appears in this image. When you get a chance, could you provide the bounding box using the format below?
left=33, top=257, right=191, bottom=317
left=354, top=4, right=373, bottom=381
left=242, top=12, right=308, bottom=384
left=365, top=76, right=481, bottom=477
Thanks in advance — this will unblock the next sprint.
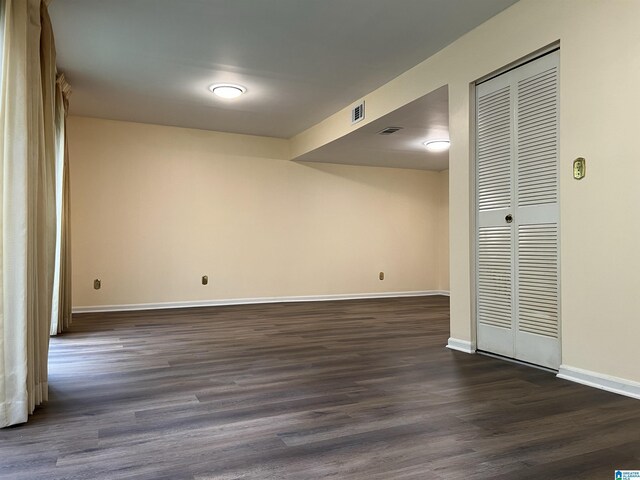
left=297, top=85, right=450, bottom=171
left=49, top=0, right=518, bottom=140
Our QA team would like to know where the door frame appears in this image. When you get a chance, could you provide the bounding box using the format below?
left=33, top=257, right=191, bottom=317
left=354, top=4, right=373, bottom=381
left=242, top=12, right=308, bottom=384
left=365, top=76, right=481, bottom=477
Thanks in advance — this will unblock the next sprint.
left=469, top=42, right=562, bottom=365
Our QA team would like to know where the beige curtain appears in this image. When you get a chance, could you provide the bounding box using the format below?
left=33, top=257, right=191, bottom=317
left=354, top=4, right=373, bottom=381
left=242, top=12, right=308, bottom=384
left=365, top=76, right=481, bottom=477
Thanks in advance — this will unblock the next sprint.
left=0, top=0, right=62, bottom=427
left=51, top=72, right=71, bottom=335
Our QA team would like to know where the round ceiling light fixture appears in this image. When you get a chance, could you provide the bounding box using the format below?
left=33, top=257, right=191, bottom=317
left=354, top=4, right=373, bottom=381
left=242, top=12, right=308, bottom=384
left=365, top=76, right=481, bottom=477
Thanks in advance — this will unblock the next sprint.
left=208, top=83, right=246, bottom=99
left=423, top=140, right=450, bottom=152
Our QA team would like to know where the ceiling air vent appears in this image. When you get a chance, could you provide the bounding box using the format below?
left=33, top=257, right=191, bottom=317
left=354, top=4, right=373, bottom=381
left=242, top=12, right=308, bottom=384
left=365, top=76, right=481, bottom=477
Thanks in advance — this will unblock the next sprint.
left=377, top=127, right=403, bottom=135
left=351, top=101, right=365, bottom=124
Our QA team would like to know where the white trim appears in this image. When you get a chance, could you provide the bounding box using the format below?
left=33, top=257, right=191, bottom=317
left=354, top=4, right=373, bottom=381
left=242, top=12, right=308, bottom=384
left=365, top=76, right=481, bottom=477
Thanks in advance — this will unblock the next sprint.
left=72, top=290, right=449, bottom=314
left=446, top=337, right=475, bottom=354
left=557, top=365, right=640, bottom=401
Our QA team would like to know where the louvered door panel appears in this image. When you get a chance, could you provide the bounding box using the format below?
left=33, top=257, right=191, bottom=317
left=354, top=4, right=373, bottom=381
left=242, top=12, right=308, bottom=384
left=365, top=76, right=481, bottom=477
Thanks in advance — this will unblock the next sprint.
left=513, top=51, right=560, bottom=369
left=475, top=75, right=515, bottom=359
left=477, top=226, right=512, bottom=329
left=517, top=66, right=558, bottom=207
left=517, top=224, right=558, bottom=337
left=477, top=86, right=512, bottom=211
left=476, top=49, right=560, bottom=369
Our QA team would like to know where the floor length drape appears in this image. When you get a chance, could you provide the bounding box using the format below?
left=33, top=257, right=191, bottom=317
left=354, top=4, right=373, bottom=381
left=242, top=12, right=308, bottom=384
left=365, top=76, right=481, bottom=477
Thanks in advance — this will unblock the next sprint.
left=0, top=0, right=62, bottom=427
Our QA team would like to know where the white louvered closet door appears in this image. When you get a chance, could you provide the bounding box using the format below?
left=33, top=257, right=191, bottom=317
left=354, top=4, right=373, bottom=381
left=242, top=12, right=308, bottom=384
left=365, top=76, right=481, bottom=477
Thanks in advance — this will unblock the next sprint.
left=476, top=50, right=560, bottom=369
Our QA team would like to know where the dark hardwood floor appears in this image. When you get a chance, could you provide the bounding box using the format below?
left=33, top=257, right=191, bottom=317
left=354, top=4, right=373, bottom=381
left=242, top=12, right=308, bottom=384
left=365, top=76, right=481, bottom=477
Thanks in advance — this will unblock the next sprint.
left=1, top=296, right=638, bottom=479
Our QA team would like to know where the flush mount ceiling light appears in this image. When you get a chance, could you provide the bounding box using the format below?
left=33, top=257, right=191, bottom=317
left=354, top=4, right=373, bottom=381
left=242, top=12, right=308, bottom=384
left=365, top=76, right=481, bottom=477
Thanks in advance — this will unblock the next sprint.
left=423, top=140, right=450, bottom=152
left=208, top=83, right=246, bottom=99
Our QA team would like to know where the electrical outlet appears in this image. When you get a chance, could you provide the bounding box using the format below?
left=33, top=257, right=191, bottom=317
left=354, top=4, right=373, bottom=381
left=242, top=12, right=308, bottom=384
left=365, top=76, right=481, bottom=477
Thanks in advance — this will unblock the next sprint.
left=94, top=279, right=101, bottom=290
left=379, top=272, right=384, bottom=281
left=202, top=275, right=208, bottom=285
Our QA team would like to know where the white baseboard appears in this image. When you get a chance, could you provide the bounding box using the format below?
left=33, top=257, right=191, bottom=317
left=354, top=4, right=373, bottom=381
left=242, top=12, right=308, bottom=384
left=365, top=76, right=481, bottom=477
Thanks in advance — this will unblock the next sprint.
left=446, top=337, right=475, bottom=354
left=72, top=290, right=449, bottom=314
left=557, top=365, right=640, bottom=401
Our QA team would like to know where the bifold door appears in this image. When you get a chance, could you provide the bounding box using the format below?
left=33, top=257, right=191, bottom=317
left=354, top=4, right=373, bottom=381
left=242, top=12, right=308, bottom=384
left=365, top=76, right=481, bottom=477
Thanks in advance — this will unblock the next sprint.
left=476, top=50, right=560, bottom=370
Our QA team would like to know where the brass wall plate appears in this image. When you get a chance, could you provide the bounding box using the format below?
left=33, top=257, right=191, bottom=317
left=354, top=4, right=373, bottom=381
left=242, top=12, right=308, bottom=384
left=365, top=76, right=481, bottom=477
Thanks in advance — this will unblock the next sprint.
left=379, top=272, right=384, bottom=281
left=573, top=157, right=586, bottom=180
left=202, top=275, right=208, bottom=285
left=94, top=279, right=101, bottom=290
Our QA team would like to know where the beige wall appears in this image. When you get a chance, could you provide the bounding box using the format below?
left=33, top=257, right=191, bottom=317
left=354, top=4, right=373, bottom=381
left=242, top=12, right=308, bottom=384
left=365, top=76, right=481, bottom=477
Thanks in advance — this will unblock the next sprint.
left=69, top=116, right=448, bottom=308
left=438, top=170, right=449, bottom=292
left=291, top=0, right=640, bottom=385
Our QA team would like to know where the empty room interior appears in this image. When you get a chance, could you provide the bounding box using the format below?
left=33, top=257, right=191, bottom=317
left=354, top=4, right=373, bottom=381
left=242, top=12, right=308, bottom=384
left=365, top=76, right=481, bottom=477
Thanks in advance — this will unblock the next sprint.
left=1, top=0, right=639, bottom=479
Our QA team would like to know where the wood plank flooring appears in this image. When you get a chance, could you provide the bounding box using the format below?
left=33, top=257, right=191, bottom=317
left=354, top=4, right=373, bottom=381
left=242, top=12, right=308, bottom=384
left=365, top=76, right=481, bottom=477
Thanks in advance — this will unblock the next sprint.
left=1, top=296, right=638, bottom=479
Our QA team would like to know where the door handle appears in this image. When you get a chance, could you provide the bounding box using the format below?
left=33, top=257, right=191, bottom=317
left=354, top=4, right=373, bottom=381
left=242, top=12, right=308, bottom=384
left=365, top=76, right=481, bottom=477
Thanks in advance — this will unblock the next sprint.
left=505, top=214, right=513, bottom=224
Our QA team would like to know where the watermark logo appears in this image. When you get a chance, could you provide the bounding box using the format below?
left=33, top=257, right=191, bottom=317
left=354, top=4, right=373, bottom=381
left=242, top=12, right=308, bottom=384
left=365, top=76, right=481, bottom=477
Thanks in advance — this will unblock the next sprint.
left=615, top=471, right=640, bottom=480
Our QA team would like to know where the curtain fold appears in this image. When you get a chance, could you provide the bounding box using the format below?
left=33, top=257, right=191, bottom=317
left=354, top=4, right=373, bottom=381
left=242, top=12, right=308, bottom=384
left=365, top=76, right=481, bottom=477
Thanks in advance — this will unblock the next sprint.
left=1, top=0, right=32, bottom=429
left=0, top=0, right=66, bottom=428
left=51, top=72, right=71, bottom=335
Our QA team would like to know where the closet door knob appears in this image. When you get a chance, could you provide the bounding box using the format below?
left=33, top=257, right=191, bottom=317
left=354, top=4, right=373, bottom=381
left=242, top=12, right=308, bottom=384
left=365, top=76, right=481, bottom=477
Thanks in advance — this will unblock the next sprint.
left=505, top=214, right=513, bottom=224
